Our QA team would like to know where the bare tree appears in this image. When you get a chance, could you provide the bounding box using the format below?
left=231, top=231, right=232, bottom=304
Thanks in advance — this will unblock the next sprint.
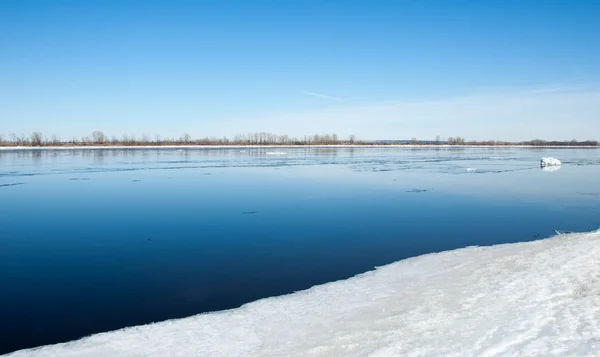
left=18, top=133, right=27, bottom=146
left=348, top=134, right=356, bottom=144
left=92, top=131, right=106, bottom=144
left=447, top=136, right=466, bottom=145
left=31, top=132, right=43, bottom=146
left=181, top=133, right=191, bottom=143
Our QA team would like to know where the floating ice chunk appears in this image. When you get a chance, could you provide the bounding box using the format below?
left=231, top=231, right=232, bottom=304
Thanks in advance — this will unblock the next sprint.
left=8, top=230, right=600, bottom=357
left=466, top=168, right=477, bottom=172
left=265, top=151, right=287, bottom=155
left=540, top=157, right=561, bottom=167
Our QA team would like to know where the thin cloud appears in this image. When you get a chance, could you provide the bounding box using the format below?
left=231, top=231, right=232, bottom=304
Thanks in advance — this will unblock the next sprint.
left=301, top=91, right=344, bottom=101
left=527, top=86, right=578, bottom=95
left=220, top=86, right=600, bottom=141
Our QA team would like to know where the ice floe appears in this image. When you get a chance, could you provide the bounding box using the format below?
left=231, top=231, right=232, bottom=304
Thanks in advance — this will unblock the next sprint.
left=540, top=157, right=561, bottom=167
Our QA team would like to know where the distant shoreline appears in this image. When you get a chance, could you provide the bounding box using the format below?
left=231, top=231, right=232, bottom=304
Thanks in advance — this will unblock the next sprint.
left=1, top=144, right=599, bottom=150
left=3, top=132, right=597, bottom=148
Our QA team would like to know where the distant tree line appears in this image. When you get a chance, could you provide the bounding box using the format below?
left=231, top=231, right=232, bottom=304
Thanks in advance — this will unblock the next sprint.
left=463, top=139, right=598, bottom=147
left=0, top=132, right=597, bottom=147
left=0, top=131, right=358, bottom=147
left=517, top=139, right=599, bottom=147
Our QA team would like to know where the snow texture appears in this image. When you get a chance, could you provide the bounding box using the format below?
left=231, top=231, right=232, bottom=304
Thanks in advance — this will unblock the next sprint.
left=541, top=157, right=562, bottom=167
left=6, top=231, right=600, bottom=357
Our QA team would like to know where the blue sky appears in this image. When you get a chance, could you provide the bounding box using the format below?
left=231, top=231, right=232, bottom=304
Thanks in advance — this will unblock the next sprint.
left=1, top=0, right=599, bottom=141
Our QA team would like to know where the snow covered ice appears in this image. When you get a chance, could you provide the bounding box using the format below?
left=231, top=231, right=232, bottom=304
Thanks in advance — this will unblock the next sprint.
left=541, top=157, right=562, bottom=167
left=6, top=231, right=600, bottom=357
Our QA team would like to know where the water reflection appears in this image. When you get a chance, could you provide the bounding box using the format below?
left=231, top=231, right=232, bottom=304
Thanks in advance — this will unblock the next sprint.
left=0, top=147, right=598, bottom=179
left=541, top=166, right=562, bottom=173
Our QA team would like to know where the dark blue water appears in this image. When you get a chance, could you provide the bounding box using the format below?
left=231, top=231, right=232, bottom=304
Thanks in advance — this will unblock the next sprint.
left=0, top=147, right=599, bottom=354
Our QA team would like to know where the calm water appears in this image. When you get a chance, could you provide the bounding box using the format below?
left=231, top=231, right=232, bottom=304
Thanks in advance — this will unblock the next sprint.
left=1, top=147, right=599, bottom=354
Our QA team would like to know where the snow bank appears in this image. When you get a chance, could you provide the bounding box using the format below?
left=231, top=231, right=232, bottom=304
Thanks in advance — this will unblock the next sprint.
left=540, top=157, right=562, bottom=167
left=6, top=231, right=600, bottom=357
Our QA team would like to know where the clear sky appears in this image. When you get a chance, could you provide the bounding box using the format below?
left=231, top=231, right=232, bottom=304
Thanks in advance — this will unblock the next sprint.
left=1, top=0, right=599, bottom=141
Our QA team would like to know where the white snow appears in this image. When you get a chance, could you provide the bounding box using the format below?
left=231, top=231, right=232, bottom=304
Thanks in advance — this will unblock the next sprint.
left=540, top=157, right=562, bottom=167
left=6, top=231, right=600, bottom=357
left=265, top=151, right=287, bottom=155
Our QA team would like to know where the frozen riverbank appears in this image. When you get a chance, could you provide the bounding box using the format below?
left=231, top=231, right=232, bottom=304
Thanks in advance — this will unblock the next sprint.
left=6, top=230, right=600, bottom=357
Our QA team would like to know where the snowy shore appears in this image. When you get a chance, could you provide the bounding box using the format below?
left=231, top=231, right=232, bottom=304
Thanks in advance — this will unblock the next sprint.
left=6, top=230, right=600, bottom=357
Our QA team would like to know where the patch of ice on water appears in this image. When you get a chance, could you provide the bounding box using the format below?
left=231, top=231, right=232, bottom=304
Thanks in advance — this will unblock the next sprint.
left=7, top=230, right=600, bottom=357
left=265, top=151, right=287, bottom=155
left=466, top=167, right=477, bottom=172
